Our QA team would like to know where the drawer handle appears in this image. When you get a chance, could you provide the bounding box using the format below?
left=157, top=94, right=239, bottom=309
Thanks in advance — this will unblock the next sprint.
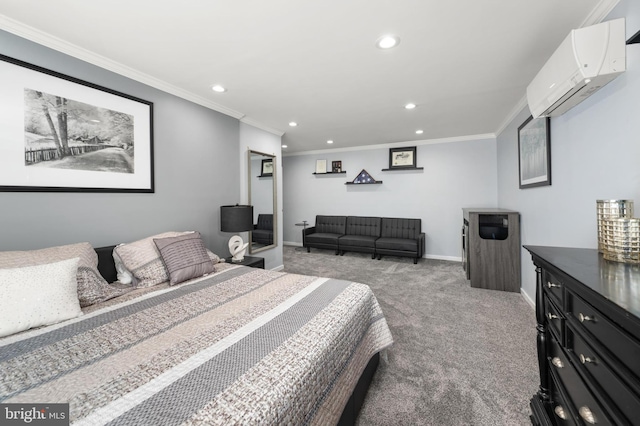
left=547, top=281, right=560, bottom=289
left=579, top=354, right=597, bottom=365
left=554, top=405, right=567, bottom=420
left=579, top=406, right=597, bottom=424
left=578, top=312, right=595, bottom=323
left=547, top=312, right=559, bottom=320
left=551, top=357, right=564, bottom=368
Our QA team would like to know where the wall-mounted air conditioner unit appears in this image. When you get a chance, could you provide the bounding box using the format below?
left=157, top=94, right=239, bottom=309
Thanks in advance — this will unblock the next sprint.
left=527, top=18, right=626, bottom=119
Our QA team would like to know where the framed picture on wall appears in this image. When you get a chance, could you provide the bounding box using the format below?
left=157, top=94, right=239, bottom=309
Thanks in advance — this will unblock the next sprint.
left=389, top=146, right=417, bottom=169
left=261, top=158, right=273, bottom=176
left=331, top=161, right=342, bottom=172
left=315, top=159, right=327, bottom=174
left=518, top=115, right=551, bottom=189
left=0, top=54, right=154, bottom=192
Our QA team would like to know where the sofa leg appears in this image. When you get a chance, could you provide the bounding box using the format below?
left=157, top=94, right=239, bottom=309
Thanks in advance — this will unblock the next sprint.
left=377, top=254, right=382, bottom=260
left=340, top=251, right=346, bottom=256
left=335, top=250, right=340, bottom=255
left=307, top=247, right=310, bottom=253
left=414, top=258, right=418, bottom=264
left=371, top=253, right=376, bottom=259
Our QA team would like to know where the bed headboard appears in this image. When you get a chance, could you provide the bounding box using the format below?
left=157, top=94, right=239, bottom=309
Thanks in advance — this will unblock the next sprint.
left=95, top=245, right=117, bottom=284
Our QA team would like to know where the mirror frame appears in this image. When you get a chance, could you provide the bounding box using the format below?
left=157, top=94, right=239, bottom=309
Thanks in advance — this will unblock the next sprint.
left=248, top=149, right=277, bottom=254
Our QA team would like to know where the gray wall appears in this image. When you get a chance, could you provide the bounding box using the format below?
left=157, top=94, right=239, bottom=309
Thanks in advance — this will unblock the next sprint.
left=0, top=30, right=240, bottom=257
left=496, top=0, right=640, bottom=304
left=283, top=137, right=498, bottom=259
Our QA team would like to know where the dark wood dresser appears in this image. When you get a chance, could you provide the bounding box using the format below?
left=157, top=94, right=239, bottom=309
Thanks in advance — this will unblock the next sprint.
left=525, top=246, right=640, bottom=425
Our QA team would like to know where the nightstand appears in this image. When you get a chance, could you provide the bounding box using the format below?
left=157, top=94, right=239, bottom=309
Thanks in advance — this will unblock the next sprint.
left=224, top=255, right=265, bottom=269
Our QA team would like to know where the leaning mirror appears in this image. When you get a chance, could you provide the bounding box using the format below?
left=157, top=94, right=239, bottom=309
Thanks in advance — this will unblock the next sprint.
left=248, top=149, right=277, bottom=253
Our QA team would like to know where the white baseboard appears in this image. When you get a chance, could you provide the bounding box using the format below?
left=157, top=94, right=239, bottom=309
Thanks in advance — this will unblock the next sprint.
left=283, top=241, right=303, bottom=247
left=272, top=264, right=284, bottom=271
left=424, top=254, right=462, bottom=262
left=521, top=289, right=535, bottom=309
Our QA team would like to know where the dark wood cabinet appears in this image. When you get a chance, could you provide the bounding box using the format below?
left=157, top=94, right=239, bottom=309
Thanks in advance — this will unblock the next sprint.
left=525, top=246, right=640, bottom=426
left=462, top=208, right=520, bottom=292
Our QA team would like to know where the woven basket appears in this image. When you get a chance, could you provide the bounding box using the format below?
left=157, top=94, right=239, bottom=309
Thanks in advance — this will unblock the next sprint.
left=600, top=217, right=640, bottom=264
left=596, top=200, right=634, bottom=253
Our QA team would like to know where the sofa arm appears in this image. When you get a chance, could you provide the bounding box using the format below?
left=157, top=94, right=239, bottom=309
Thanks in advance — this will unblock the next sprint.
left=303, top=226, right=316, bottom=236
left=417, top=233, right=426, bottom=257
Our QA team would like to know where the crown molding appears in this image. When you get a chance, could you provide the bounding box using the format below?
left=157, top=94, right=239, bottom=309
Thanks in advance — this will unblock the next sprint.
left=240, top=117, right=285, bottom=137
left=495, top=95, right=529, bottom=137
left=283, top=133, right=496, bottom=157
left=581, top=0, right=620, bottom=27
left=0, top=14, right=248, bottom=120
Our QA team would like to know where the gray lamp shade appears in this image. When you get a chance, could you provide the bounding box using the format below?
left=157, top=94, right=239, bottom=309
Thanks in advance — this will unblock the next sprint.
left=220, top=205, right=254, bottom=232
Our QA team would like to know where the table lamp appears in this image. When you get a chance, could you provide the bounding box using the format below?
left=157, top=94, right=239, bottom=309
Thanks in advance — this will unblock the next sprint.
left=220, top=204, right=254, bottom=262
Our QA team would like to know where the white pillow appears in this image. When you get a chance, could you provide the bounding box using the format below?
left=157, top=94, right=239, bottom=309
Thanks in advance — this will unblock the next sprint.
left=0, top=257, right=82, bottom=338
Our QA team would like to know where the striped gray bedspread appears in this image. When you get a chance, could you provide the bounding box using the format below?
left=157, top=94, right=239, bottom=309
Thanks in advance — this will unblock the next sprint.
left=0, top=263, right=393, bottom=425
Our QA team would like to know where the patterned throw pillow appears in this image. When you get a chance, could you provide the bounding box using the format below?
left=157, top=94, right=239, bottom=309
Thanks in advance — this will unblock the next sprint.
left=113, top=231, right=189, bottom=288
left=153, top=232, right=216, bottom=285
left=0, top=258, right=82, bottom=337
left=0, top=242, right=127, bottom=307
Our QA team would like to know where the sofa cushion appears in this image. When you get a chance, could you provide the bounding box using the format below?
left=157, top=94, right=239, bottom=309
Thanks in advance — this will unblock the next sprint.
left=305, top=232, right=342, bottom=245
left=315, top=215, right=347, bottom=235
left=381, top=218, right=421, bottom=239
left=376, top=237, right=418, bottom=252
left=345, top=216, right=381, bottom=237
left=256, top=214, right=273, bottom=230
left=339, top=235, right=378, bottom=248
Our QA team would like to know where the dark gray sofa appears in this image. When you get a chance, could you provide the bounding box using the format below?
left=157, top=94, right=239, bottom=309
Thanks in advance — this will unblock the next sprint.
left=338, top=216, right=381, bottom=258
left=252, top=214, right=273, bottom=245
left=304, top=215, right=425, bottom=263
left=303, top=215, right=347, bottom=255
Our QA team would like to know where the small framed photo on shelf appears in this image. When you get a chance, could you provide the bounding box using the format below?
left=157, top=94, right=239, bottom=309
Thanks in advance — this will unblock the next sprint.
left=331, top=161, right=342, bottom=173
left=389, top=146, right=417, bottom=169
left=261, top=159, right=273, bottom=176
left=315, top=159, right=327, bottom=174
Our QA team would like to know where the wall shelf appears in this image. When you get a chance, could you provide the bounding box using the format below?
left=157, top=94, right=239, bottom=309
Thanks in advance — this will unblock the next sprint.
left=381, top=167, right=424, bottom=171
left=345, top=181, right=382, bottom=185
left=312, top=171, right=347, bottom=175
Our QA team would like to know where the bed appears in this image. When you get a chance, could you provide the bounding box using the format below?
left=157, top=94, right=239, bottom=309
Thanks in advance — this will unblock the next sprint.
left=0, top=234, right=393, bottom=425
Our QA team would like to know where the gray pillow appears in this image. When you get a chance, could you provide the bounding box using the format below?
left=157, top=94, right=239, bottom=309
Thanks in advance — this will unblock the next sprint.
left=153, top=232, right=215, bottom=285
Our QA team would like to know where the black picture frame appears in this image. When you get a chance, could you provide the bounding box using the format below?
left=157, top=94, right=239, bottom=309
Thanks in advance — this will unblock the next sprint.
left=331, top=161, right=342, bottom=173
left=518, top=115, right=551, bottom=189
left=389, top=146, right=417, bottom=169
left=261, top=158, right=273, bottom=176
left=0, top=54, right=154, bottom=193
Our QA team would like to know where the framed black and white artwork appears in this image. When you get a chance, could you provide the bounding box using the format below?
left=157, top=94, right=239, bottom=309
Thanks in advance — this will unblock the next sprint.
left=0, top=54, right=154, bottom=192
left=518, top=115, right=551, bottom=189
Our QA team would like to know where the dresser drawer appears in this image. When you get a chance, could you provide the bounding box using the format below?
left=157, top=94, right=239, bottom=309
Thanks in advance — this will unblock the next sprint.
left=549, top=372, right=579, bottom=425
left=548, top=336, right=612, bottom=425
left=543, top=270, right=564, bottom=307
left=566, top=290, right=640, bottom=381
left=567, top=324, right=640, bottom=425
left=545, top=295, right=564, bottom=343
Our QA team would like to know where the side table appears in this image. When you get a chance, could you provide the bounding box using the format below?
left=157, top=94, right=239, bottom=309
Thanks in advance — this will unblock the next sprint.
left=224, top=255, right=265, bottom=269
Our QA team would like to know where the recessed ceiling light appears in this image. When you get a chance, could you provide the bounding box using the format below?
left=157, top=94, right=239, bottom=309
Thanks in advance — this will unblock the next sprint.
left=405, top=103, right=416, bottom=110
left=376, top=35, right=400, bottom=49
left=211, top=84, right=226, bottom=93
left=282, top=144, right=288, bottom=148
left=327, top=140, right=334, bottom=144
left=289, top=122, right=297, bottom=127
left=416, top=130, right=424, bottom=134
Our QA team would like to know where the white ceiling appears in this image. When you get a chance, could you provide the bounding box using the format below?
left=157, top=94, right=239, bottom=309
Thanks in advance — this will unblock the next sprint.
left=0, top=0, right=614, bottom=153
